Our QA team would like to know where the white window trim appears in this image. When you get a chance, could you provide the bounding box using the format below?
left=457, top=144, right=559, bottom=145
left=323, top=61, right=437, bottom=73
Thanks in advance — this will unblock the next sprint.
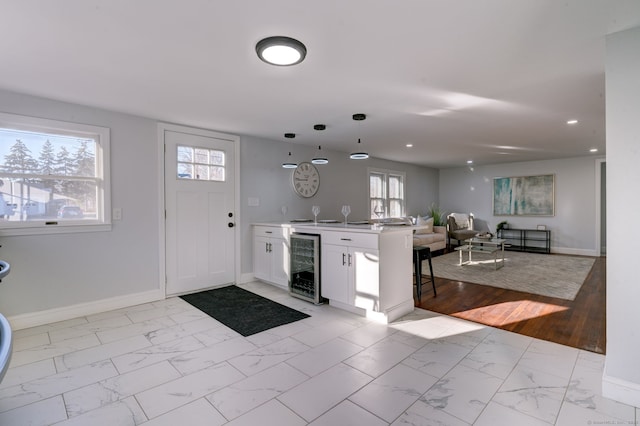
left=367, top=167, right=406, bottom=218
left=0, top=112, right=111, bottom=236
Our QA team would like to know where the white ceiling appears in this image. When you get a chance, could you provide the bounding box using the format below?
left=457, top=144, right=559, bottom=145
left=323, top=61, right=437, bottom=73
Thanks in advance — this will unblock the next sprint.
left=2, top=1, right=639, bottom=168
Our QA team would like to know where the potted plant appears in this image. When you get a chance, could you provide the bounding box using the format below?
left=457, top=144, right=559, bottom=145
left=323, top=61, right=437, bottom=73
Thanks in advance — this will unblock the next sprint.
left=496, top=220, right=508, bottom=233
left=427, top=203, right=447, bottom=226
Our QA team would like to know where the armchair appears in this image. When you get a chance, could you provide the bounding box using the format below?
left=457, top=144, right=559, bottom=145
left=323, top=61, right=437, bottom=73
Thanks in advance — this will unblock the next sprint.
left=447, top=213, right=476, bottom=248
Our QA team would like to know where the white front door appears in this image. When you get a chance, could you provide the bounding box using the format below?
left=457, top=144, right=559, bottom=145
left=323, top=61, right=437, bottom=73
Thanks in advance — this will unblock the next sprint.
left=164, top=127, right=237, bottom=296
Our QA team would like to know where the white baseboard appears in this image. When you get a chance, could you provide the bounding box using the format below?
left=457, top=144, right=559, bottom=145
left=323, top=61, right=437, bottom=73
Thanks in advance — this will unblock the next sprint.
left=602, top=370, right=640, bottom=407
left=551, top=247, right=598, bottom=257
left=238, top=272, right=256, bottom=284
left=7, top=289, right=166, bottom=331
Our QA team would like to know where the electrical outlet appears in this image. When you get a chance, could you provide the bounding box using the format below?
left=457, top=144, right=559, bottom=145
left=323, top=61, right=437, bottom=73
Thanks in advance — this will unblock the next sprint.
left=113, top=208, right=122, bottom=221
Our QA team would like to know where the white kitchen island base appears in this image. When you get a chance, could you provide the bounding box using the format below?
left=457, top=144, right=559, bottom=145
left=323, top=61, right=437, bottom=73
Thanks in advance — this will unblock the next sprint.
left=328, top=297, right=415, bottom=324
left=253, top=222, right=415, bottom=324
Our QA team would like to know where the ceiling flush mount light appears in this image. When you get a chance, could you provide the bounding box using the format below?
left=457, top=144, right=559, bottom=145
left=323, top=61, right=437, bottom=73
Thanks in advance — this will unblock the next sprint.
left=313, top=124, right=326, bottom=131
left=590, top=148, right=598, bottom=153
left=406, top=144, right=413, bottom=148
left=284, top=132, right=296, bottom=139
left=282, top=151, right=297, bottom=169
left=350, top=113, right=369, bottom=160
left=567, top=119, right=578, bottom=125
left=312, top=145, right=328, bottom=165
left=256, top=36, right=307, bottom=66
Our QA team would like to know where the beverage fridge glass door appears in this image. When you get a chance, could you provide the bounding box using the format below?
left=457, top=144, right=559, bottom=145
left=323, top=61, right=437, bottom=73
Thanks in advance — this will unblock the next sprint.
left=289, top=233, right=320, bottom=304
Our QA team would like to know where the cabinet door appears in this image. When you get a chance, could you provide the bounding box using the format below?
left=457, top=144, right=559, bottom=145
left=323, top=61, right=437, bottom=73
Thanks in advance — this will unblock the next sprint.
left=352, top=248, right=380, bottom=311
left=321, top=244, right=350, bottom=304
left=253, top=235, right=271, bottom=281
left=270, top=237, right=289, bottom=286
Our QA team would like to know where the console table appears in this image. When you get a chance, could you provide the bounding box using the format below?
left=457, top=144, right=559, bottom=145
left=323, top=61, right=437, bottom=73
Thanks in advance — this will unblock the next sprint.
left=497, top=228, right=551, bottom=254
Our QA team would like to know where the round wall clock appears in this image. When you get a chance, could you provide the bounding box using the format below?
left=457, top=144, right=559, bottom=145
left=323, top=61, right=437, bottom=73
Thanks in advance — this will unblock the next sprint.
left=292, top=162, right=320, bottom=198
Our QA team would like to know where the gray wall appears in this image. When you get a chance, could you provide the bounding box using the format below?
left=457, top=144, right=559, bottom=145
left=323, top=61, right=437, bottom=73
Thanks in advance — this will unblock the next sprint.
left=239, top=135, right=439, bottom=275
left=0, top=89, right=440, bottom=318
left=0, top=90, right=162, bottom=317
left=439, top=156, right=603, bottom=255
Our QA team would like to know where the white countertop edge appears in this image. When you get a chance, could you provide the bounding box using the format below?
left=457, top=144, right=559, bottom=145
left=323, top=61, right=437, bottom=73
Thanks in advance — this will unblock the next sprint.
left=252, top=222, right=415, bottom=234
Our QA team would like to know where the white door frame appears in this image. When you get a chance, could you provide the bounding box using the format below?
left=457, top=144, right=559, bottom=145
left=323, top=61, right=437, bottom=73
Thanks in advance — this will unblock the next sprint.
left=595, top=157, right=606, bottom=257
left=157, top=122, right=241, bottom=297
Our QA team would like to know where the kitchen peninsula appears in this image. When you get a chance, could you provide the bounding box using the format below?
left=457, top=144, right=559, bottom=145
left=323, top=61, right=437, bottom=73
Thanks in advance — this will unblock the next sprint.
left=253, top=222, right=414, bottom=323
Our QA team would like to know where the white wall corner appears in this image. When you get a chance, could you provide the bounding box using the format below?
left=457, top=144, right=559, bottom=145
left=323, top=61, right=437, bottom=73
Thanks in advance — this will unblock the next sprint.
left=7, top=289, right=165, bottom=330
left=602, top=368, right=640, bottom=408
left=238, top=272, right=257, bottom=284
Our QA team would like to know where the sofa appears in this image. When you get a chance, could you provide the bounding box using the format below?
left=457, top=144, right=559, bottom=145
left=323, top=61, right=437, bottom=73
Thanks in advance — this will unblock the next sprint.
left=412, top=216, right=446, bottom=253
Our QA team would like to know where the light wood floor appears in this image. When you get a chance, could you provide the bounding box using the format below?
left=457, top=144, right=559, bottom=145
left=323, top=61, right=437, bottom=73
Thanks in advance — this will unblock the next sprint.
left=416, top=253, right=606, bottom=354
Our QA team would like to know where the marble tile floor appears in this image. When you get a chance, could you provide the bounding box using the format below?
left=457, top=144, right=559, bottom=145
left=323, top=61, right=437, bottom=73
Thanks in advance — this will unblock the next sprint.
left=0, top=281, right=637, bottom=425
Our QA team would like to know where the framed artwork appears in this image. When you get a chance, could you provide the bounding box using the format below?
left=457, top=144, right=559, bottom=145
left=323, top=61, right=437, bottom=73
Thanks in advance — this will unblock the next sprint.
left=493, top=174, right=555, bottom=216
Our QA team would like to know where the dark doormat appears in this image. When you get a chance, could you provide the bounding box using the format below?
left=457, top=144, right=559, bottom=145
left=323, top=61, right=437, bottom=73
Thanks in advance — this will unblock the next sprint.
left=180, top=285, right=310, bottom=337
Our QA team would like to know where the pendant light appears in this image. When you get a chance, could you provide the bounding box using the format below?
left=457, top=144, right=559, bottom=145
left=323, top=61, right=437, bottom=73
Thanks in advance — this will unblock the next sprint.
left=311, top=124, right=328, bottom=164
left=312, top=145, right=328, bottom=165
left=282, top=152, right=297, bottom=169
left=350, top=113, right=369, bottom=160
left=282, top=133, right=297, bottom=168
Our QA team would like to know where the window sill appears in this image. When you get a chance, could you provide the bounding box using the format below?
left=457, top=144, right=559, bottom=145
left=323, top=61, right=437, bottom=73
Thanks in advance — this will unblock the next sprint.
left=0, top=223, right=112, bottom=237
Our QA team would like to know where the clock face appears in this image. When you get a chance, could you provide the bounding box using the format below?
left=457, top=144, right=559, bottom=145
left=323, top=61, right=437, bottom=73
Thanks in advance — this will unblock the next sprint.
left=292, top=162, right=320, bottom=198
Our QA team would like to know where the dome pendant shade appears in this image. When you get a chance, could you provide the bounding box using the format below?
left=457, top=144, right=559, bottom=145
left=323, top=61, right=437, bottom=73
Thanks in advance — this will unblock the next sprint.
left=256, top=36, right=307, bottom=66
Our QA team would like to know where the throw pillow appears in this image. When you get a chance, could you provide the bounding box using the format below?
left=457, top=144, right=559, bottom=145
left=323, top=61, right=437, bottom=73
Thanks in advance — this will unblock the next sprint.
left=415, top=216, right=434, bottom=234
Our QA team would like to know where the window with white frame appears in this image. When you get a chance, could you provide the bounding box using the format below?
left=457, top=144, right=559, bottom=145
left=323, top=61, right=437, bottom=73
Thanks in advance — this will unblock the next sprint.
left=368, top=168, right=406, bottom=219
left=0, top=112, right=110, bottom=235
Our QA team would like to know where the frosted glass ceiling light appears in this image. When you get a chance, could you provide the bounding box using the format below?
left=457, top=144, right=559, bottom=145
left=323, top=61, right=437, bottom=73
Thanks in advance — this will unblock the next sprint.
left=256, top=36, right=307, bottom=66
left=350, top=113, right=369, bottom=160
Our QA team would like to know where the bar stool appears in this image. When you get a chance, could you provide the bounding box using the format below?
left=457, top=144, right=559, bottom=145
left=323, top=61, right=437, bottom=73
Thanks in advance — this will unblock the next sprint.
left=412, top=245, right=436, bottom=300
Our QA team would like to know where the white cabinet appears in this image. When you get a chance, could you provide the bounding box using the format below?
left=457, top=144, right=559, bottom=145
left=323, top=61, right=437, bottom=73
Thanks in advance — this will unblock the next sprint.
left=320, top=228, right=413, bottom=322
left=253, top=226, right=289, bottom=288
left=321, top=230, right=380, bottom=311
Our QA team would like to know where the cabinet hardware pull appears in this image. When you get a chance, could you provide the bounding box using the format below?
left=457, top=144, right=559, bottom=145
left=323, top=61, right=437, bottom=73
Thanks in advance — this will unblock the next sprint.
left=266, top=242, right=269, bottom=253
left=265, top=231, right=272, bottom=234
left=340, top=238, right=352, bottom=241
left=269, top=243, right=273, bottom=252
left=342, top=253, right=346, bottom=266
left=348, top=253, right=352, bottom=266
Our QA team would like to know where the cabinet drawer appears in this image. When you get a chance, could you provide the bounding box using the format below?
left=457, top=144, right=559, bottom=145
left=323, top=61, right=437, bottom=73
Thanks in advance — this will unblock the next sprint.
left=254, top=226, right=287, bottom=239
left=322, top=231, right=378, bottom=249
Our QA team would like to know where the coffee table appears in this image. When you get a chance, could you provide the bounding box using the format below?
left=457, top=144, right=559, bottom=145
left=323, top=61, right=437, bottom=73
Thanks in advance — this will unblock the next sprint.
left=454, top=237, right=506, bottom=270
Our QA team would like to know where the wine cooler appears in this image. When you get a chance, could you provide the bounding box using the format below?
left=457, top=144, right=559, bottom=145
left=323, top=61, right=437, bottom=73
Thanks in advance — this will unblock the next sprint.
left=289, top=233, right=321, bottom=304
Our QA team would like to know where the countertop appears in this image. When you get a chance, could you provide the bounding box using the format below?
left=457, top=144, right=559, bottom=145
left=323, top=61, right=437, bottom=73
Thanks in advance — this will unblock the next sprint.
left=253, top=221, right=415, bottom=234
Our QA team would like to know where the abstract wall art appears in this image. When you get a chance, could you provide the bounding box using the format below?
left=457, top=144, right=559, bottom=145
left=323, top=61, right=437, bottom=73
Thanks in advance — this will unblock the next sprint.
left=493, top=174, right=555, bottom=216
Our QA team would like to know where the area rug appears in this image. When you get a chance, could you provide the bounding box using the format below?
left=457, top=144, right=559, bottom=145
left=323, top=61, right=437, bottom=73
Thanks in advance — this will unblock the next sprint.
left=180, top=285, right=310, bottom=336
left=428, top=251, right=596, bottom=300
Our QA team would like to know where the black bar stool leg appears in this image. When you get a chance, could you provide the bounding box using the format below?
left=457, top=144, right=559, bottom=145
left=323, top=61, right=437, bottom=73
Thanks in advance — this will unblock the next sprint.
left=426, top=249, right=436, bottom=297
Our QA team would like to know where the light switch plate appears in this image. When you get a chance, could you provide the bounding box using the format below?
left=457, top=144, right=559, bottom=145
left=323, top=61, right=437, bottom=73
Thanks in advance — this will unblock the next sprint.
left=113, top=208, right=122, bottom=220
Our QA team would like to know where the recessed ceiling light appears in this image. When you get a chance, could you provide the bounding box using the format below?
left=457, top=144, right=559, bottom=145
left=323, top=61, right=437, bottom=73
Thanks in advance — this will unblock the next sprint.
left=256, top=36, right=307, bottom=66
left=406, top=144, right=413, bottom=148
left=466, top=160, right=473, bottom=164
left=590, top=148, right=598, bottom=153
left=567, top=119, right=578, bottom=125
